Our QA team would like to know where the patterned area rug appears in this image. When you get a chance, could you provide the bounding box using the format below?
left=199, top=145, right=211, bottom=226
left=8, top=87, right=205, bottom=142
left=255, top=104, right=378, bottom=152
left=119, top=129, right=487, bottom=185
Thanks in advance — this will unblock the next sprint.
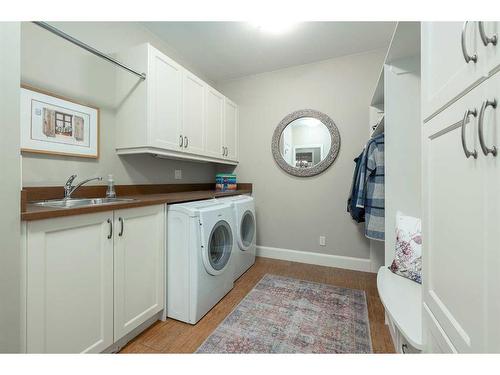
left=196, top=274, right=372, bottom=353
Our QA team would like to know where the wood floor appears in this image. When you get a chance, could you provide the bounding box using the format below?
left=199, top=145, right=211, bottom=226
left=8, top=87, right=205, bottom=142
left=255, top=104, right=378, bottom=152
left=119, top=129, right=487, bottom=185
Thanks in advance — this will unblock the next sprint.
left=120, top=257, right=395, bottom=353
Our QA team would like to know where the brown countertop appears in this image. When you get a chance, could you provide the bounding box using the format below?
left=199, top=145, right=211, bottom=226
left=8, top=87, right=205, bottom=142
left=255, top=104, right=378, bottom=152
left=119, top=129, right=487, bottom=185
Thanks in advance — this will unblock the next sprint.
left=21, top=183, right=252, bottom=221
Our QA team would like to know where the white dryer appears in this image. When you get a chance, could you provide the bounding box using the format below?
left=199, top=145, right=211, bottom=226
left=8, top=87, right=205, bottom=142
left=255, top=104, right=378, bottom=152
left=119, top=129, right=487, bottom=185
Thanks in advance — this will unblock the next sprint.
left=167, top=199, right=234, bottom=324
left=217, top=195, right=256, bottom=281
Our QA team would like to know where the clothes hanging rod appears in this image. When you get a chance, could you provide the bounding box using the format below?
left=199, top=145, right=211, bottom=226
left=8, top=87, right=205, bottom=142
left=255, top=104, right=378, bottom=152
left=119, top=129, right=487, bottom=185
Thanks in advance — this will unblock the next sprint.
left=32, top=21, right=146, bottom=80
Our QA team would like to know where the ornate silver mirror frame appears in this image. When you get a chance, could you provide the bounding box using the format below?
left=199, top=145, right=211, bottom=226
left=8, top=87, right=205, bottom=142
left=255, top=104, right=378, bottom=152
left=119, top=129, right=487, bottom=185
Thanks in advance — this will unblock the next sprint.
left=271, top=109, right=341, bottom=177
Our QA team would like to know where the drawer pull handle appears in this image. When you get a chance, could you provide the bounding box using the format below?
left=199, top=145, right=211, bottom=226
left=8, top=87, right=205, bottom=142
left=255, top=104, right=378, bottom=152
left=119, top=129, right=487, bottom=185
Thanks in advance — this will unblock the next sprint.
left=461, top=21, right=478, bottom=63
left=462, top=108, right=478, bottom=159
left=107, top=218, right=113, bottom=239
left=479, top=21, right=498, bottom=46
left=479, top=99, right=498, bottom=156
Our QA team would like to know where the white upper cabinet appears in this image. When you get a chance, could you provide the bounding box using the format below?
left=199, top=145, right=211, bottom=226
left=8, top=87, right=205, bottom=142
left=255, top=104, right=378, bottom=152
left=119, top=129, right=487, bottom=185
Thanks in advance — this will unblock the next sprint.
left=149, top=48, right=183, bottom=151
left=115, top=43, right=238, bottom=165
left=205, top=86, right=224, bottom=158
left=26, top=212, right=114, bottom=353
left=113, top=205, right=165, bottom=342
left=182, top=71, right=205, bottom=155
left=224, top=98, right=239, bottom=161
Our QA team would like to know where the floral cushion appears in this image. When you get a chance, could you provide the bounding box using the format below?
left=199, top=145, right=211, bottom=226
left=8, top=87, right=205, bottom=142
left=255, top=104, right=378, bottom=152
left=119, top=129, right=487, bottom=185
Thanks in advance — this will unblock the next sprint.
left=389, top=212, right=422, bottom=284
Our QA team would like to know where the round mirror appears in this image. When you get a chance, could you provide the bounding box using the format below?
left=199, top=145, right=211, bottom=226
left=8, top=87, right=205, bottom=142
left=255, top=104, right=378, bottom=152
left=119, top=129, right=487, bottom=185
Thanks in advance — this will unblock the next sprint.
left=272, top=109, right=340, bottom=177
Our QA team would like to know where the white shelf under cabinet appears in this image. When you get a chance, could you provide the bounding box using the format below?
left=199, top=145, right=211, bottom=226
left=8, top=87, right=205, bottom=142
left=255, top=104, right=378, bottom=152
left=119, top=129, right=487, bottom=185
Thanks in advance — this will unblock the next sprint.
left=377, top=266, right=423, bottom=350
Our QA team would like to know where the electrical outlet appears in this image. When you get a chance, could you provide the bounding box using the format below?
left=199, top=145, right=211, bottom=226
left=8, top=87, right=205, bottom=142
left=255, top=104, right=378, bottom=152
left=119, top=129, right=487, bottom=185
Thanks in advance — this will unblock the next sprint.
left=319, top=236, right=326, bottom=246
left=174, top=169, right=182, bottom=180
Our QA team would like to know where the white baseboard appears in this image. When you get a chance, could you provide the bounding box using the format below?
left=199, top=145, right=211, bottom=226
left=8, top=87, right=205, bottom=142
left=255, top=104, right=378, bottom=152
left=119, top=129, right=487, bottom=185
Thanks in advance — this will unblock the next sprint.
left=256, top=246, right=373, bottom=273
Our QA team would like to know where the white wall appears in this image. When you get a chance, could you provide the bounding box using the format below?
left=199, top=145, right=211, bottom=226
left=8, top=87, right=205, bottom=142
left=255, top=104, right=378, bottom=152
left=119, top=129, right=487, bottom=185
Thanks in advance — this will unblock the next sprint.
left=217, top=49, right=386, bottom=265
left=21, top=22, right=216, bottom=187
left=0, top=22, right=21, bottom=353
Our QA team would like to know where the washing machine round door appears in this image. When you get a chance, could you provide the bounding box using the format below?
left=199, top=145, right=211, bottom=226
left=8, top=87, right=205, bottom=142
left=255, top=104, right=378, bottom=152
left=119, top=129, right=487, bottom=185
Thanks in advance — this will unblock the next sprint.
left=238, top=210, right=255, bottom=250
left=203, top=220, right=233, bottom=275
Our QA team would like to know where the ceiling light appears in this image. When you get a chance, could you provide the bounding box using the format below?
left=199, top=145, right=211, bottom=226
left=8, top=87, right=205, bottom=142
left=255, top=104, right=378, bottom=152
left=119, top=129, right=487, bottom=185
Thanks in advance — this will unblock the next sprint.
left=249, top=21, right=298, bottom=34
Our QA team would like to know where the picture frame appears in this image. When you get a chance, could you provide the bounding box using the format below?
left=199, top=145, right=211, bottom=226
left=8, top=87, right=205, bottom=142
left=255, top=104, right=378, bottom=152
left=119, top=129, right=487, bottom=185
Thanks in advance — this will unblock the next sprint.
left=20, top=85, right=100, bottom=158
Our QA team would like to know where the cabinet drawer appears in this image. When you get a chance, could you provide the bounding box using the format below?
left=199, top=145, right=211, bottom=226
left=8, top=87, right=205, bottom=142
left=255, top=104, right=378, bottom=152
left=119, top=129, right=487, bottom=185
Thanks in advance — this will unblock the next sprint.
left=422, top=22, right=485, bottom=121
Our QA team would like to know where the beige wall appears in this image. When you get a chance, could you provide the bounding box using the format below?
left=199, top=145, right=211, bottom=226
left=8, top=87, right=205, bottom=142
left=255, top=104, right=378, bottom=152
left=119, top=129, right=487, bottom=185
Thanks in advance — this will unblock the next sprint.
left=21, top=22, right=216, bottom=187
left=0, top=22, right=21, bottom=353
left=217, top=49, right=385, bottom=260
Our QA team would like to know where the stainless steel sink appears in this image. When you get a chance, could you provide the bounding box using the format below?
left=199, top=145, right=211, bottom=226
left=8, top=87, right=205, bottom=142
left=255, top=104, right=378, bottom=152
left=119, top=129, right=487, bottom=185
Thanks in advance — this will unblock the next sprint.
left=32, top=197, right=137, bottom=209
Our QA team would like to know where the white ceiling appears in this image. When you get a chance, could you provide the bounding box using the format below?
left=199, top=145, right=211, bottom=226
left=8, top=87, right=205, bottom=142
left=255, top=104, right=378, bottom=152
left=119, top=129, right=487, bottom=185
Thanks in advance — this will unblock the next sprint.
left=142, top=22, right=396, bottom=83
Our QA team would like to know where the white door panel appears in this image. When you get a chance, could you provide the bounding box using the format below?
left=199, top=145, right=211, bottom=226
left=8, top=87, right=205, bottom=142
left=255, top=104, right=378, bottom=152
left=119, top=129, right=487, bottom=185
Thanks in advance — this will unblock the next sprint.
left=150, top=48, right=183, bottom=150
left=205, top=87, right=224, bottom=158
left=224, top=98, right=238, bottom=161
left=26, top=213, right=114, bottom=353
left=423, top=85, right=487, bottom=353
left=182, top=72, right=205, bottom=154
left=481, top=72, right=500, bottom=352
left=113, top=205, right=165, bottom=341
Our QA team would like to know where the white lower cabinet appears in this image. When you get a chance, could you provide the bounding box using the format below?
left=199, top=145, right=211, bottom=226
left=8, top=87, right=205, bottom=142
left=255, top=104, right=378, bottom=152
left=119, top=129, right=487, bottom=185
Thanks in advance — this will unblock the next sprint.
left=25, top=205, right=165, bottom=353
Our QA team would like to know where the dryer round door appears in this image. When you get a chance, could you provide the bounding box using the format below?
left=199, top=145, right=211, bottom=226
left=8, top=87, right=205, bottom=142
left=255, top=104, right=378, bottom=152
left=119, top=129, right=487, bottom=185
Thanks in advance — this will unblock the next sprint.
left=238, top=210, right=255, bottom=251
left=203, top=220, right=233, bottom=275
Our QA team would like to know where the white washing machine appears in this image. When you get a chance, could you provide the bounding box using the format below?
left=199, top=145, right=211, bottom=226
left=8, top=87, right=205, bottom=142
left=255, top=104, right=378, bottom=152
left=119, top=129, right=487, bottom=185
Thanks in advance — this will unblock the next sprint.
left=217, top=195, right=256, bottom=281
left=167, top=199, right=235, bottom=324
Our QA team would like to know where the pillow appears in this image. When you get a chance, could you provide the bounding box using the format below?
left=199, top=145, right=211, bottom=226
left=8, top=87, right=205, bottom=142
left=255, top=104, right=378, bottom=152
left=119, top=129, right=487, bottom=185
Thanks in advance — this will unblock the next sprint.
left=389, top=212, right=422, bottom=284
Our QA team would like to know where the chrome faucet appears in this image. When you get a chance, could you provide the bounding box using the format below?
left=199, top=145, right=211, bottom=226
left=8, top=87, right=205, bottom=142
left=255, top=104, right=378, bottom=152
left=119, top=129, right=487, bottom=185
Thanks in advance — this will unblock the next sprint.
left=64, top=174, right=103, bottom=199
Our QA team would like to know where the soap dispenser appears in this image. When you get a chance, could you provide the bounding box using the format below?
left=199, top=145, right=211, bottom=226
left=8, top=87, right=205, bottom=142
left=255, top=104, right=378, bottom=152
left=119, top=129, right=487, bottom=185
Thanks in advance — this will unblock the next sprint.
left=106, top=174, right=116, bottom=198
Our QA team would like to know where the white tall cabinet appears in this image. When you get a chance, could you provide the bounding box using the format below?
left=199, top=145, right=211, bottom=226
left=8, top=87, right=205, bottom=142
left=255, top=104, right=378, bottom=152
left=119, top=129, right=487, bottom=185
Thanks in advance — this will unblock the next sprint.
left=24, top=205, right=165, bottom=353
left=115, top=43, right=239, bottom=164
left=422, top=21, right=500, bottom=353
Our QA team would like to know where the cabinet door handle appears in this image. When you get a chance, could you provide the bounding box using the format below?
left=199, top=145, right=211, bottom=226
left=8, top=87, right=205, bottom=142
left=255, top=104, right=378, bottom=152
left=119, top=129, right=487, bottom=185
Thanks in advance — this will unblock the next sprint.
left=179, top=135, right=183, bottom=148
left=184, top=136, right=188, bottom=148
left=462, top=108, right=478, bottom=159
left=118, top=217, right=124, bottom=237
left=107, top=218, right=113, bottom=239
left=226, top=147, right=229, bottom=157
left=479, top=99, right=498, bottom=156
left=478, top=21, right=498, bottom=46
left=461, top=21, right=478, bottom=63
left=222, top=146, right=225, bottom=156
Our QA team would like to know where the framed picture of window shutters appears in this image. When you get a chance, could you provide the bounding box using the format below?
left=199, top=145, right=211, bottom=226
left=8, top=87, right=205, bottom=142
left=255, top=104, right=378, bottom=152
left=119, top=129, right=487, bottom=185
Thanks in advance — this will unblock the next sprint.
left=20, top=85, right=99, bottom=158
